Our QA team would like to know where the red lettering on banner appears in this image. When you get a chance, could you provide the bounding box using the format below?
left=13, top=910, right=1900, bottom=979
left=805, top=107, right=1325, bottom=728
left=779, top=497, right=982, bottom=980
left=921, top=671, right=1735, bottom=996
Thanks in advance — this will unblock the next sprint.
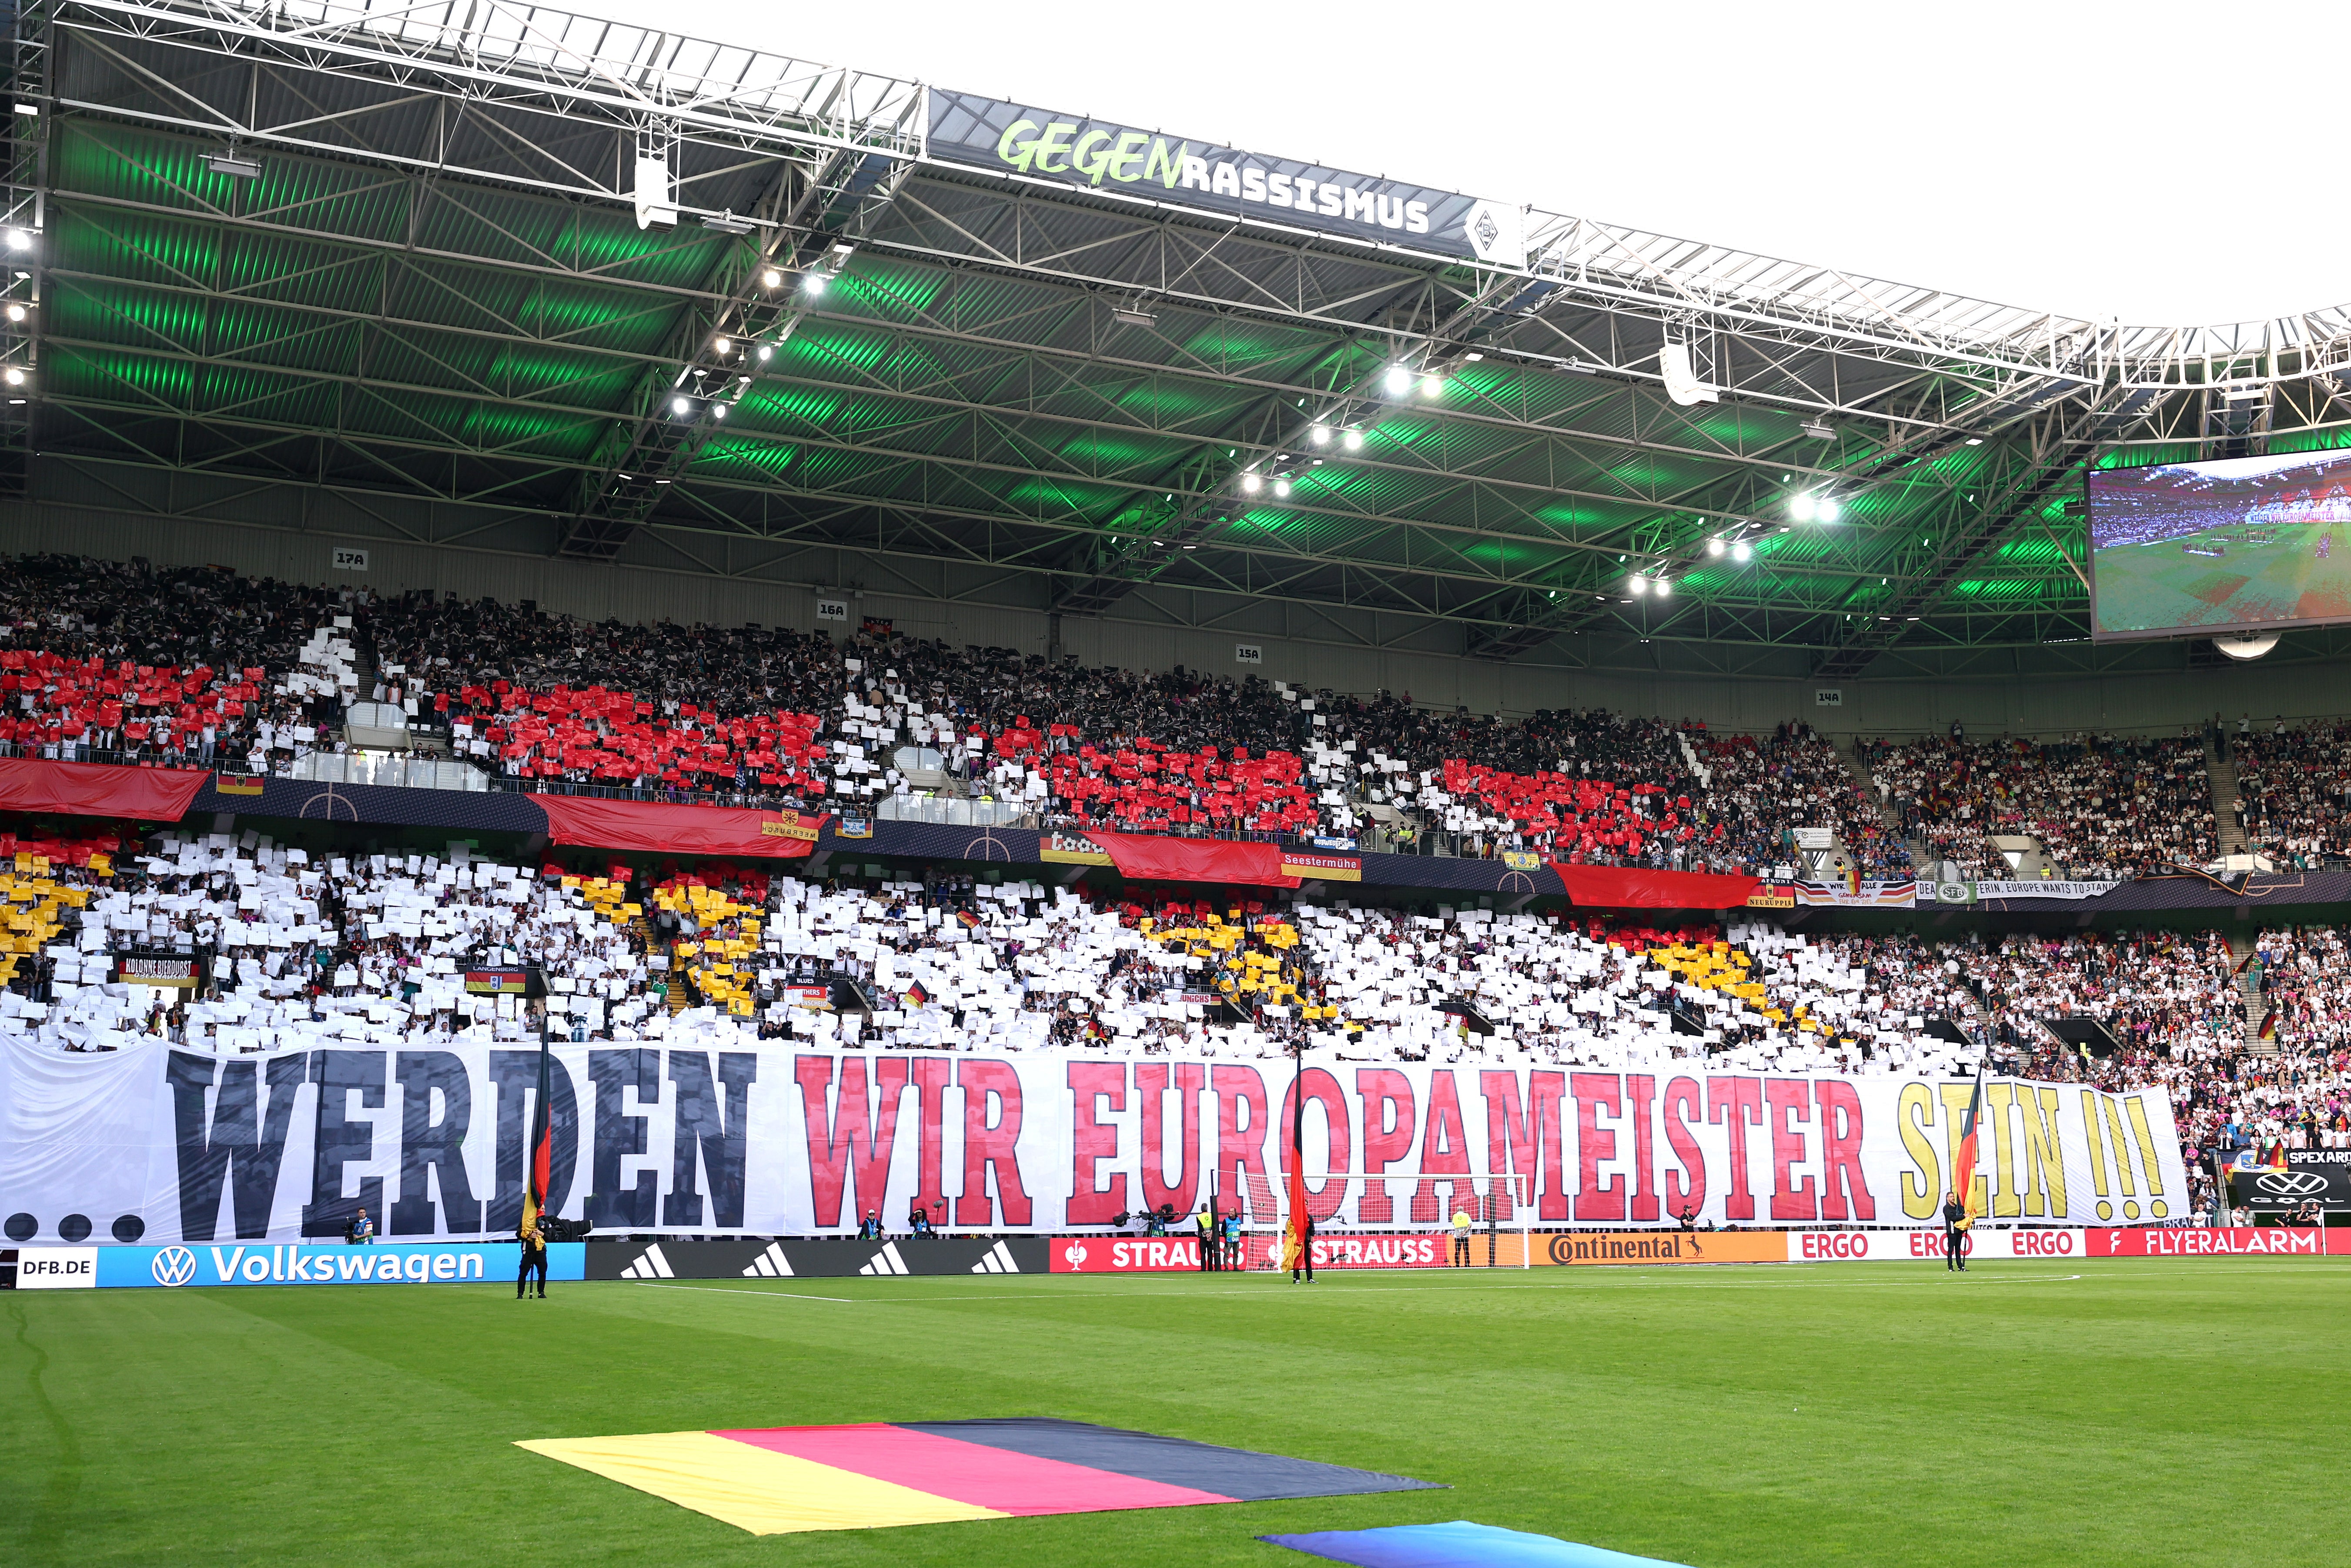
left=1815, top=1079, right=1875, bottom=1222
left=1355, top=1069, right=1416, bottom=1223
left=1411, top=1070, right=1475, bottom=1222
left=954, top=1060, right=1031, bottom=1226
left=1480, top=1070, right=1570, bottom=1222
left=1138, top=1062, right=1205, bottom=1217
left=1572, top=1072, right=1625, bottom=1222
left=1626, top=1073, right=1659, bottom=1223
left=793, top=1055, right=906, bottom=1228
left=910, top=1056, right=953, bottom=1223
left=1801, top=1232, right=1869, bottom=1260
left=1067, top=1062, right=1127, bottom=1225
left=1766, top=1079, right=1817, bottom=1223
left=1662, top=1076, right=1706, bottom=1217
left=1708, top=1076, right=1765, bottom=1220
left=1212, top=1065, right=1269, bottom=1200
left=1279, top=1069, right=1353, bottom=1219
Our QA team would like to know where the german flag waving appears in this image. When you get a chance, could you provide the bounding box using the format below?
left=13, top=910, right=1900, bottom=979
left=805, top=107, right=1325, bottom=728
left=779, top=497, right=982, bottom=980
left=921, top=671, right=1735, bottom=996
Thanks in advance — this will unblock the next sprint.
left=903, top=981, right=929, bottom=1009
left=1950, top=1064, right=1986, bottom=1221
left=521, top=1036, right=554, bottom=1235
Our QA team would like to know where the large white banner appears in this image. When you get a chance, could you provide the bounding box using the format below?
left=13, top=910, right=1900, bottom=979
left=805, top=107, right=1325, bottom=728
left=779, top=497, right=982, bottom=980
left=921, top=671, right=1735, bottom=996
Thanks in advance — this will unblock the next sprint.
left=0, top=1038, right=2191, bottom=1244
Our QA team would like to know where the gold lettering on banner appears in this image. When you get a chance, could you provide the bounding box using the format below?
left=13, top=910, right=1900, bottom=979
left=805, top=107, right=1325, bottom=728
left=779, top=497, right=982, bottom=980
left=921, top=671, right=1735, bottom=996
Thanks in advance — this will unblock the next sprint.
left=2079, top=1088, right=2113, bottom=1219
left=2099, top=1095, right=2138, bottom=1198
left=1986, top=1082, right=2021, bottom=1219
left=1897, top=1082, right=1940, bottom=1220
left=2123, top=1095, right=2168, bottom=1217
left=2017, top=1087, right=2067, bottom=1219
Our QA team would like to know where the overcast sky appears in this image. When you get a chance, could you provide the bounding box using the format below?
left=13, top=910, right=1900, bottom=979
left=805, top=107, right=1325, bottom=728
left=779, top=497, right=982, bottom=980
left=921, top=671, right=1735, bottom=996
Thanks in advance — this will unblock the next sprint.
left=615, top=0, right=2344, bottom=326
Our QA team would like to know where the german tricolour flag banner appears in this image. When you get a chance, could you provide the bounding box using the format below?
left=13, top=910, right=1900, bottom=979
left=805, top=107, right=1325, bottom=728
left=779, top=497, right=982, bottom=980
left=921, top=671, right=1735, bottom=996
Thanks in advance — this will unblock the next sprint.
left=1950, top=1064, right=1986, bottom=1221
left=516, top=1418, right=1438, bottom=1536
left=521, top=1034, right=554, bottom=1235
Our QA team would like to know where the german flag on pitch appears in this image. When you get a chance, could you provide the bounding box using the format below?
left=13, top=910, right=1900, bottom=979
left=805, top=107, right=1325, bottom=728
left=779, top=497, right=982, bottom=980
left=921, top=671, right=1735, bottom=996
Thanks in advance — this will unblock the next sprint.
left=521, top=1036, right=554, bottom=1234
left=1950, top=1064, right=1986, bottom=1220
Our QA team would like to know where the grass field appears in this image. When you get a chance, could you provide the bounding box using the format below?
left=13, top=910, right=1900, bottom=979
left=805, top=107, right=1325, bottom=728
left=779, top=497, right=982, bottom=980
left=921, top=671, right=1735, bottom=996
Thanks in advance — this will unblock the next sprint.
left=2095, top=521, right=2351, bottom=632
left=6, top=1259, right=2345, bottom=1567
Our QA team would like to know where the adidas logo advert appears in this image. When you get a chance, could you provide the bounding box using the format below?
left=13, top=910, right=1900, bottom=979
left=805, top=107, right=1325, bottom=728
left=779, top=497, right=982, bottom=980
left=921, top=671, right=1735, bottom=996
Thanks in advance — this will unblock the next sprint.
left=588, top=1236, right=1047, bottom=1280
left=740, top=1243, right=794, bottom=1278
left=617, top=1244, right=674, bottom=1280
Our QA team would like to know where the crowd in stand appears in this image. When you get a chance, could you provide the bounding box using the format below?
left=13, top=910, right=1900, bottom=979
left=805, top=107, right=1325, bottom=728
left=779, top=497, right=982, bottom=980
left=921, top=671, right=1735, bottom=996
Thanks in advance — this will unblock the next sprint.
left=3, top=554, right=1940, bottom=878
left=2227, top=719, right=2351, bottom=866
left=1861, top=731, right=2218, bottom=879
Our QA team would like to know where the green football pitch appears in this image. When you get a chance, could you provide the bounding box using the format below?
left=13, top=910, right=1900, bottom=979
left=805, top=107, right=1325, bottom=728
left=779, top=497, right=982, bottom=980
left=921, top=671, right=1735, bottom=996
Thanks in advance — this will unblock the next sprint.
left=2095, top=521, right=2351, bottom=632
left=6, top=1260, right=2343, bottom=1567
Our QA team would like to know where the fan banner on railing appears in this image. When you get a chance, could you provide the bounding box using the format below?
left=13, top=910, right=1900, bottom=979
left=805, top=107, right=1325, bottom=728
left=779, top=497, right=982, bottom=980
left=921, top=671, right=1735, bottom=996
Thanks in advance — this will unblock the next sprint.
left=1091, top=832, right=1299, bottom=887
left=1549, top=865, right=1761, bottom=909
left=0, top=758, right=208, bottom=820
left=0, top=1040, right=2190, bottom=1244
left=537, top=797, right=828, bottom=859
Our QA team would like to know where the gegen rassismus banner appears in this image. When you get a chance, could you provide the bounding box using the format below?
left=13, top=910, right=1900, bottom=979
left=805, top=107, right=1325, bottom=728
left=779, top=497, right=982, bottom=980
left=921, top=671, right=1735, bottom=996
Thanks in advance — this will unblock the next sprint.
left=0, top=1039, right=2188, bottom=1244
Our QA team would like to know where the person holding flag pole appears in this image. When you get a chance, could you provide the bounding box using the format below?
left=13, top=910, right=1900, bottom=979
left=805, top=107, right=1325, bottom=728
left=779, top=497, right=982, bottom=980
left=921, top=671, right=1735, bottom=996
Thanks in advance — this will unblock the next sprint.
left=1942, top=1063, right=1986, bottom=1273
left=518, top=988, right=555, bottom=1301
left=1282, top=1032, right=1314, bottom=1284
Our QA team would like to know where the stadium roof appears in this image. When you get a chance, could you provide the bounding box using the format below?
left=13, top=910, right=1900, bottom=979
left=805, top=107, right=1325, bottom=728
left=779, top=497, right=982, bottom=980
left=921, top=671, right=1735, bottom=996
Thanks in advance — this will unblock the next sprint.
left=10, top=0, right=2351, bottom=682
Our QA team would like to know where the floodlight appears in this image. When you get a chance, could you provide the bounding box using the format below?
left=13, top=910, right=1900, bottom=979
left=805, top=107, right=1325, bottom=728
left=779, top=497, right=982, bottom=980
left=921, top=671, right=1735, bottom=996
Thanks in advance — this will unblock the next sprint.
left=713, top=337, right=732, bottom=354
left=1420, top=374, right=1444, bottom=397
left=760, top=268, right=783, bottom=288
left=1816, top=498, right=1842, bottom=523
left=1310, top=424, right=1330, bottom=445
left=1731, top=541, right=1752, bottom=562
left=1383, top=364, right=1413, bottom=395
left=672, top=396, right=692, bottom=415
left=1789, top=494, right=1816, bottom=522
left=3, top=367, right=23, bottom=387
left=756, top=344, right=773, bottom=361
left=204, top=151, right=262, bottom=180
left=4, top=229, right=30, bottom=251
left=4, top=304, right=23, bottom=323
left=1800, top=419, right=1834, bottom=440
left=1628, top=575, right=1648, bottom=596
left=1241, top=473, right=1262, bottom=494
left=802, top=271, right=828, bottom=294
left=1706, top=538, right=1725, bottom=557
left=1964, top=436, right=1983, bottom=446
left=1111, top=305, right=1157, bottom=327
left=1655, top=578, right=1673, bottom=598
left=711, top=404, right=725, bottom=419
left=702, top=211, right=755, bottom=235
left=1273, top=479, right=1291, bottom=498
left=1342, top=428, right=1363, bottom=451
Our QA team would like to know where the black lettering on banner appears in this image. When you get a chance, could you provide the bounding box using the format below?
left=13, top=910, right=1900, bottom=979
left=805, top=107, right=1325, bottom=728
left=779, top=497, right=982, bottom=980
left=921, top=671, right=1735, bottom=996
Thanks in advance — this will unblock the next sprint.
left=389, top=1051, right=486, bottom=1235
left=301, top=1050, right=388, bottom=1237
left=588, top=1048, right=661, bottom=1228
left=664, top=1052, right=758, bottom=1228
left=166, top=1050, right=306, bottom=1241
left=487, top=1050, right=580, bottom=1232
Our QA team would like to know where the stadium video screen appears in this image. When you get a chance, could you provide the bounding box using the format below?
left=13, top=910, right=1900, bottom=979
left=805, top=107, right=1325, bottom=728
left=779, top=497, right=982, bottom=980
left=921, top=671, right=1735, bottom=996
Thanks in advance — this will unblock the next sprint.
left=2089, top=450, right=2351, bottom=639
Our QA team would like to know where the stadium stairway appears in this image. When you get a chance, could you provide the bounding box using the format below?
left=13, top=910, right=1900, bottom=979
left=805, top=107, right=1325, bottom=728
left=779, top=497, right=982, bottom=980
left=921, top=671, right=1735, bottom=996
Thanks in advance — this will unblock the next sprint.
left=2225, top=931, right=2275, bottom=1056
left=1842, top=740, right=1924, bottom=866
left=2206, top=737, right=2250, bottom=858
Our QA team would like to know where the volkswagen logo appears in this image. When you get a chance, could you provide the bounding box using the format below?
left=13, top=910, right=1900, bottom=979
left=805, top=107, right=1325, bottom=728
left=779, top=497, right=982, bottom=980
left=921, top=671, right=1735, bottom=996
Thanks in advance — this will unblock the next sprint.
left=1061, top=1242, right=1087, bottom=1267
left=150, top=1246, right=197, bottom=1287
left=2257, top=1170, right=2328, bottom=1198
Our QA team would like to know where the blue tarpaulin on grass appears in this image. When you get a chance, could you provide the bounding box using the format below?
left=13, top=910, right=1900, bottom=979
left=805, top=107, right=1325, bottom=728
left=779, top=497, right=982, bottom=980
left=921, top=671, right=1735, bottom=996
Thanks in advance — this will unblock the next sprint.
left=1261, top=1521, right=1694, bottom=1568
